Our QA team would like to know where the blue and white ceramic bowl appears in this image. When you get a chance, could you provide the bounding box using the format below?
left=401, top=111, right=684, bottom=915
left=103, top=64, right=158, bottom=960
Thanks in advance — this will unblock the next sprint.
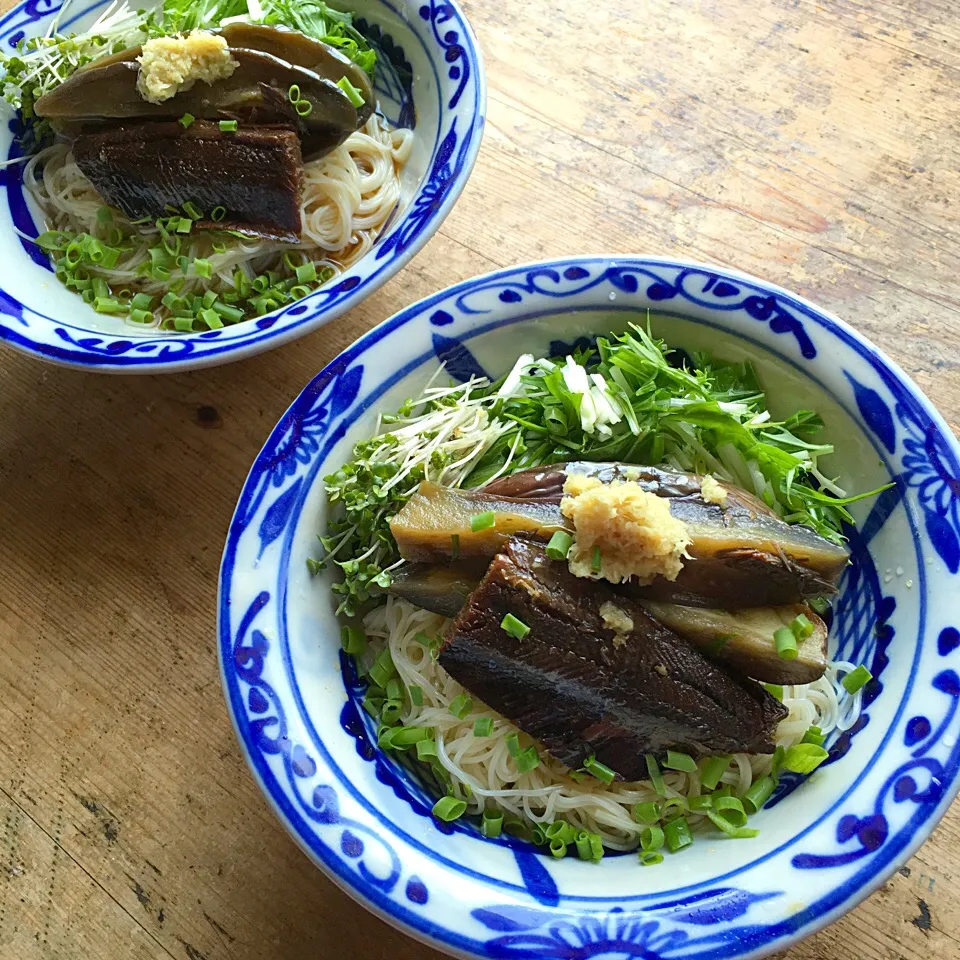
left=0, top=0, right=483, bottom=372
left=219, top=256, right=960, bottom=959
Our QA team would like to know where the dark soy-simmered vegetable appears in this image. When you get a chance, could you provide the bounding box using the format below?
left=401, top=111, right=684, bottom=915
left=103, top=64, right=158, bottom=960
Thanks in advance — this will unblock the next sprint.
left=390, top=463, right=850, bottom=608
left=35, top=48, right=359, bottom=160
left=74, top=121, right=304, bottom=240
left=389, top=563, right=828, bottom=683
left=440, top=539, right=787, bottom=779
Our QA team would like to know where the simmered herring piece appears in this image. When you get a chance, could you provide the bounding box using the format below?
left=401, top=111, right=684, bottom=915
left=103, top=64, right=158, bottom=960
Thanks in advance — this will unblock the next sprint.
left=438, top=539, right=786, bottom=780
left=73, top=121, right=304, bottom=241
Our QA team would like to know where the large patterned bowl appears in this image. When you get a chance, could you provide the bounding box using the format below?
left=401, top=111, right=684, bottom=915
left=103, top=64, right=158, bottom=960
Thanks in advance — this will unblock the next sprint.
left=219, top=256, right=960, bottom=958
left=0, top=0, right=483, bottom=372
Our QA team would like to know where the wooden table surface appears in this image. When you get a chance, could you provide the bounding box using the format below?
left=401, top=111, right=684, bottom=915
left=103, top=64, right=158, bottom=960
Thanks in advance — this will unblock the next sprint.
left=2, top=0, right=959, bottom=957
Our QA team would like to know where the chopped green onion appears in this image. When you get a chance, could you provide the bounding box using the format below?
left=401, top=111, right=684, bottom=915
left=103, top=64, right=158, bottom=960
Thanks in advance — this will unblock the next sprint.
left=386, top=726, right=432, bottom=748
left=203, top=289, right=218, bottom=308
left=182, top=200, right=203, bottom=220
left=645, top=754, right=666, bottom=795
left=481, top=809, right=503, bottom=838
left=129, top=308, right=153, bottom=325
left=530, top=823, right=547, bottom=846
left=380, top=699, right=403, bottom=726
left=295, top=262, right=317, bottom=284
left=591, top=546, right=602, bottom=572
left=96, top=206, right=113, bottom=223
left=211, top=205, right=227, bottom=222
left=432, top=796, right=466, bottom=822
left=762, top=683, right=784, bottom=702
left=774, top=626, right=798, bottom=660
left=782, top=743, right=829, bottom=775
left=639, top=825, right=664, bottom=852
left=176, top=217, right=192, bottom=234
left=336, top=75, right=366, bottom=107
left=340, top=625, right=366, bottom=655
left=549, top=838, right=567, bottom=858
left=385, top=678, right=402, bottom=702
left=409, top=684, right=424, bottom=706
left=414, top=632, right=432, bottom=647
left=213, top=301, right=244, bottom=323
left=663, top=817, right=693, bottom=852
left=633, top=801, right=661, bottom=824
left=362, top=698, right=382, bottom=720
left=470, top=510, right=495, bottom=532
left=473, top=717, right=494, bottom=737
left=700, top=754, right=731, bottom=791
left=771, top=745, right=786, bottom=778
left=507, top=733, right=521, bottom=757
left=545, top=530, right=574, bottom=560
left=173, top=316, right=195, bottom=332
left=218, top=119, right=238, bottom=132
left=193, top=258, right=212, bottom=278
left=500, top=614, right=530, bottom=640
left=516, top=746, right=541, bottom=774
left=288, top=84, right=301, bottom=103
left=200, top=309, right=224, bottom=330
left=574, top=830, right=592, bottom=860
left=588, top=834, right=604, bottom=861
left=92, top=277, right=108, bottom=300
left=295, top=98, right=313, bottom=116
left=809, top=596, right=831, bottom=615
left=178, top=113, right=195, bottom=129
left=450, top=533, right=460, bottom=560
left=742, top=775, right=777, bottom=815
left=130, top=292, right=153, bottom=311
left=790, top=613, right=815, bottom=640
left=707, top=810, right=747, bottom=837
left=415, top=739, right=437, bottom=760
left=688, top=794, right=713, bottom=812
left=639, top=851, right=664, bottom=866
left=664, top=750, right=697, bottom=773
left=801, top=725, right=824, bottom=747
left=449, top=693, right=473, bottom=719
left=842, top=665, right=872, bottom=694
left=582, top=756, right=616, bottom=785
left=713, top=795, right=748, bottom=828
left=660, top=797, right=688, bottom=822
left=93, top=296, right=122, bottom=314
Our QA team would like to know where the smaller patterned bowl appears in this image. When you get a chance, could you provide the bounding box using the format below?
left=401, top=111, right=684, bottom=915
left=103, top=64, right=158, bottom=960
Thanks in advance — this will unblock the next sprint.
left=219, top=256, right=960, bottom=959
left=0, top=0, right=484, bottom=372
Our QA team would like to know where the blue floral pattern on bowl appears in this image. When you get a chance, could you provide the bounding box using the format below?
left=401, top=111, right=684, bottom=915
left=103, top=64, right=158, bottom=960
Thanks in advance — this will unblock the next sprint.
left=0, top=0, right=485, bottom=371
left=219, top=256, right=960, bottom=958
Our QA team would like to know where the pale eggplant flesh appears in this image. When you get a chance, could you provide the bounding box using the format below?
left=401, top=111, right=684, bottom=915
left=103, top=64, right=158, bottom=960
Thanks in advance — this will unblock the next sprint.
left=638, top=601, right=828, bottom=684
left=388, top=561, right=829, bottom=684
left=439, top=538, right=787, bottom=778
left=389, top=463, right=850, bottom=608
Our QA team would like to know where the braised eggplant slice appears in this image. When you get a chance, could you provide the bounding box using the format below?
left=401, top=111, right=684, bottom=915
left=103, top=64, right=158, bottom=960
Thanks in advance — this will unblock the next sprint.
left=439, top=539, right=786, bottom=778
left=389, top=482, right=567, bottom=564
left=639, top=601, right=828, bottom=684
left=388, top=562, right=488, bottom=618
left=73, top=121, right=304, bottom=240
left=35, top=49, right=359, bottom=160
left=391, top=463, right=849, bottom=607
left=218, top=23, right=374, bottom=126
left=390, top=561, right=828, bottom=683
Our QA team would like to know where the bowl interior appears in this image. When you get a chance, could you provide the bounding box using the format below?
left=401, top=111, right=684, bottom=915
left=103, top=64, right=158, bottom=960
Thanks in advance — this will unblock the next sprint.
left=0, top=0, right=476, bottom=363
left=221, top=259, right=960, bottom=958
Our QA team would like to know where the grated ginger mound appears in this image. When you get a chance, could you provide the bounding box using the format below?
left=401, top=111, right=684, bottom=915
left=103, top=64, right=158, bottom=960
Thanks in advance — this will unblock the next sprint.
left=599, top=601, right=634, bottom=647
left=561, top=475, right=691, bottom=584
left=137, top=31, right=238, bottom=104
left=700, top=474, right=728, bottom=506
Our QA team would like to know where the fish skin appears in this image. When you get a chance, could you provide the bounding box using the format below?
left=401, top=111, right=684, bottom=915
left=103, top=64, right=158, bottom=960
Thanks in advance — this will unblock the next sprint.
left=438, top=539, right=786, bottom=779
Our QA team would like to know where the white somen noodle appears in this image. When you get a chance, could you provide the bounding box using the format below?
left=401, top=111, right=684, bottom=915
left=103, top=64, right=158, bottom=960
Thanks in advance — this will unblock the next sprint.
left=362, top=595, right=856, bottom=851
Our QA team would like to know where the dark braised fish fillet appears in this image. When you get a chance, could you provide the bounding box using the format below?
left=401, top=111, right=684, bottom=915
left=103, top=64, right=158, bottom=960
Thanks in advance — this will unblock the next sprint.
left=73, top=121, right=303, bottom=241
left=439, top=539, right=786, bottom=780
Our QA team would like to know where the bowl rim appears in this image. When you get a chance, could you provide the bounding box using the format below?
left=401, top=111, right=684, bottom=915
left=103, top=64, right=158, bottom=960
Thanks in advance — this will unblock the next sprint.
left=218, top=253, right=960, bottom=960
left=0, top=0, right=486, bottom=373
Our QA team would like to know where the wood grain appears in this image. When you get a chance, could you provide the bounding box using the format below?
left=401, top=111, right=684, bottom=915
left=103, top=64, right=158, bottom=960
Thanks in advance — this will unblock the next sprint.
left=1, top=0, right=958, bottom=957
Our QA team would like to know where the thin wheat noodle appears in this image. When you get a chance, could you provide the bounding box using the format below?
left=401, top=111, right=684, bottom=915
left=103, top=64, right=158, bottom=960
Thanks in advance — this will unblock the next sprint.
left=363, top=595, right=856, bottom=850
